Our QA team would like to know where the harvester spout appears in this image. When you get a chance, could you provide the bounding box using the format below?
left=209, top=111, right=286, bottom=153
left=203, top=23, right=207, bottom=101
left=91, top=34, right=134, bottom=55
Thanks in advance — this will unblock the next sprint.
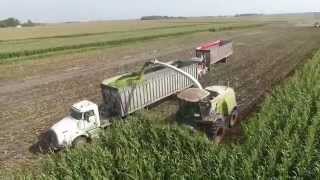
left=150, top=59, right=203, bottom=89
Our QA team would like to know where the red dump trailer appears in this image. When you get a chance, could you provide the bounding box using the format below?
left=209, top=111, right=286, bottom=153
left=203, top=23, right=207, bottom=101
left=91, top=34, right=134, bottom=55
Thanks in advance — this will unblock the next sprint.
left=195, top=40, right=233, bottom=71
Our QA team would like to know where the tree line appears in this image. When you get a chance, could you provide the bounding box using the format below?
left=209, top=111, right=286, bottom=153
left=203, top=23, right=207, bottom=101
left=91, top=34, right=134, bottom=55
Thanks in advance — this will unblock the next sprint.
left=141, top=16, right=186, bottom=20
left=0, top=18, right=38, bottom=28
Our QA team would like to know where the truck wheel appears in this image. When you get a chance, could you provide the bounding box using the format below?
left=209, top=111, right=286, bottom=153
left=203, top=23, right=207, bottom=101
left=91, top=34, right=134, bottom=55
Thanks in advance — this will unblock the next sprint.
left=229, top=109, right=239, bottom=127
left=72, top=137, right=88, bottom=148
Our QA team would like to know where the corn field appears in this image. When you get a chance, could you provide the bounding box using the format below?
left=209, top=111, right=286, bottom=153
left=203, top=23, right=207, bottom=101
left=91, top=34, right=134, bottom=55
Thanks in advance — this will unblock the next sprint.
left=4, top=50, right=320, bottom=179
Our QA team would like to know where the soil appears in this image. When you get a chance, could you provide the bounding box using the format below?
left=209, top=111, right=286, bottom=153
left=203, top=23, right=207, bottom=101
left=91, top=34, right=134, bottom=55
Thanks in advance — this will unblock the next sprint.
left=1, top=23, right=320, bottom=169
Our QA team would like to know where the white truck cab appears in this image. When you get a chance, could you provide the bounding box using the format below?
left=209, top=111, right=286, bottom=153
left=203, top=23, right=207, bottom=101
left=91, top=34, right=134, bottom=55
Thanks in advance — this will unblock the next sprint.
left=49, top=100, right=111, bottom=149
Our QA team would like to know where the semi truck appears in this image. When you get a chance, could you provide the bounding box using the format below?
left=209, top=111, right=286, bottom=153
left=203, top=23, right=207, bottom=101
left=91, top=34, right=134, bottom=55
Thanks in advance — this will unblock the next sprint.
left=48, top=60, right=200, bottom=148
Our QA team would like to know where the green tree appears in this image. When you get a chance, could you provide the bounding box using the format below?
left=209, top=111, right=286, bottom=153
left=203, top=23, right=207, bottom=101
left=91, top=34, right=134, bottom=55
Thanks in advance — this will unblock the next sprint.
left=22, top=19, right=35, bottom=27
left=0, top=17, right=20, bottom=28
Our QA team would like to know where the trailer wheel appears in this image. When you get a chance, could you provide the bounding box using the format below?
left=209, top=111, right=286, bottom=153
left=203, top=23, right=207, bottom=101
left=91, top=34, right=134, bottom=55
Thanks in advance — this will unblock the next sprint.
left=72, top=136, right=88, bottom=148
left=230, top=109, right=239, bottom=127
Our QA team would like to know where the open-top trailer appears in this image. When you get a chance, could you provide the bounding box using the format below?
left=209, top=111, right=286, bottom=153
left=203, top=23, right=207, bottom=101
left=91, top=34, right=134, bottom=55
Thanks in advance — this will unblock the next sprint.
left=195, top=40, right=233, bottom=71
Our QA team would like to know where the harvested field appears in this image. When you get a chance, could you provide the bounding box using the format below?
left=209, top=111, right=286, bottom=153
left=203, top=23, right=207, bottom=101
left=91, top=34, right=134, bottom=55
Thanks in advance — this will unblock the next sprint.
left=0, top=20, right=320, bottom=169
left=0, top=21, right=260, bottom=62
left=0, top=19, right=236, bottom=41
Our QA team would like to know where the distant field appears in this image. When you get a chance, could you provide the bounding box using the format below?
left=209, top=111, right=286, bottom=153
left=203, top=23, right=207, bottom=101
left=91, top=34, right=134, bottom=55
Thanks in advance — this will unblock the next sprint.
left=0, top=20, right=211, bottom=40
left=0, top=15, right=317, bottom=63
left=0, top=20, right=263, bottom=63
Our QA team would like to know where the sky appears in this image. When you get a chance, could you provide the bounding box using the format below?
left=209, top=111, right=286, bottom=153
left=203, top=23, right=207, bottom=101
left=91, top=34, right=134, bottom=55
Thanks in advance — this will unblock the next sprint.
left=1, top=0, right=320, bottom=23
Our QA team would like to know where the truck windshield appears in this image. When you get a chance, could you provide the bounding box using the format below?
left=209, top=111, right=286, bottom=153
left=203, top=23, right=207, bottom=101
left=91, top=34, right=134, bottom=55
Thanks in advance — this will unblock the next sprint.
left=70, top=109, right=83, bottom=120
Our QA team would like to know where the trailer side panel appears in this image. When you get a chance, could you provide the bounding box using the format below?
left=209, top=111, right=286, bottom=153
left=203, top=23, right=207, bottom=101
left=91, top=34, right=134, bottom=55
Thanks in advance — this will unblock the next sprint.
left=196, top=40, right=233, bottom=66
left=101, top=62, right=198, bottom=117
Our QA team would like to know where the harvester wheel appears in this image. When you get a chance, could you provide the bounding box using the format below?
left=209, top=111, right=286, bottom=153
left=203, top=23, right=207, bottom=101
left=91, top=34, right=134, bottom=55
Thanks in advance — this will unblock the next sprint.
left=206, top=116, right=226, bottom=143
left=214, top=127, right=225, bottom=144
left=229, top=109, right=239, bottom=127
left=72, top=137, right=88, bottom=148
left=206, top=125, right=216, bottom=139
